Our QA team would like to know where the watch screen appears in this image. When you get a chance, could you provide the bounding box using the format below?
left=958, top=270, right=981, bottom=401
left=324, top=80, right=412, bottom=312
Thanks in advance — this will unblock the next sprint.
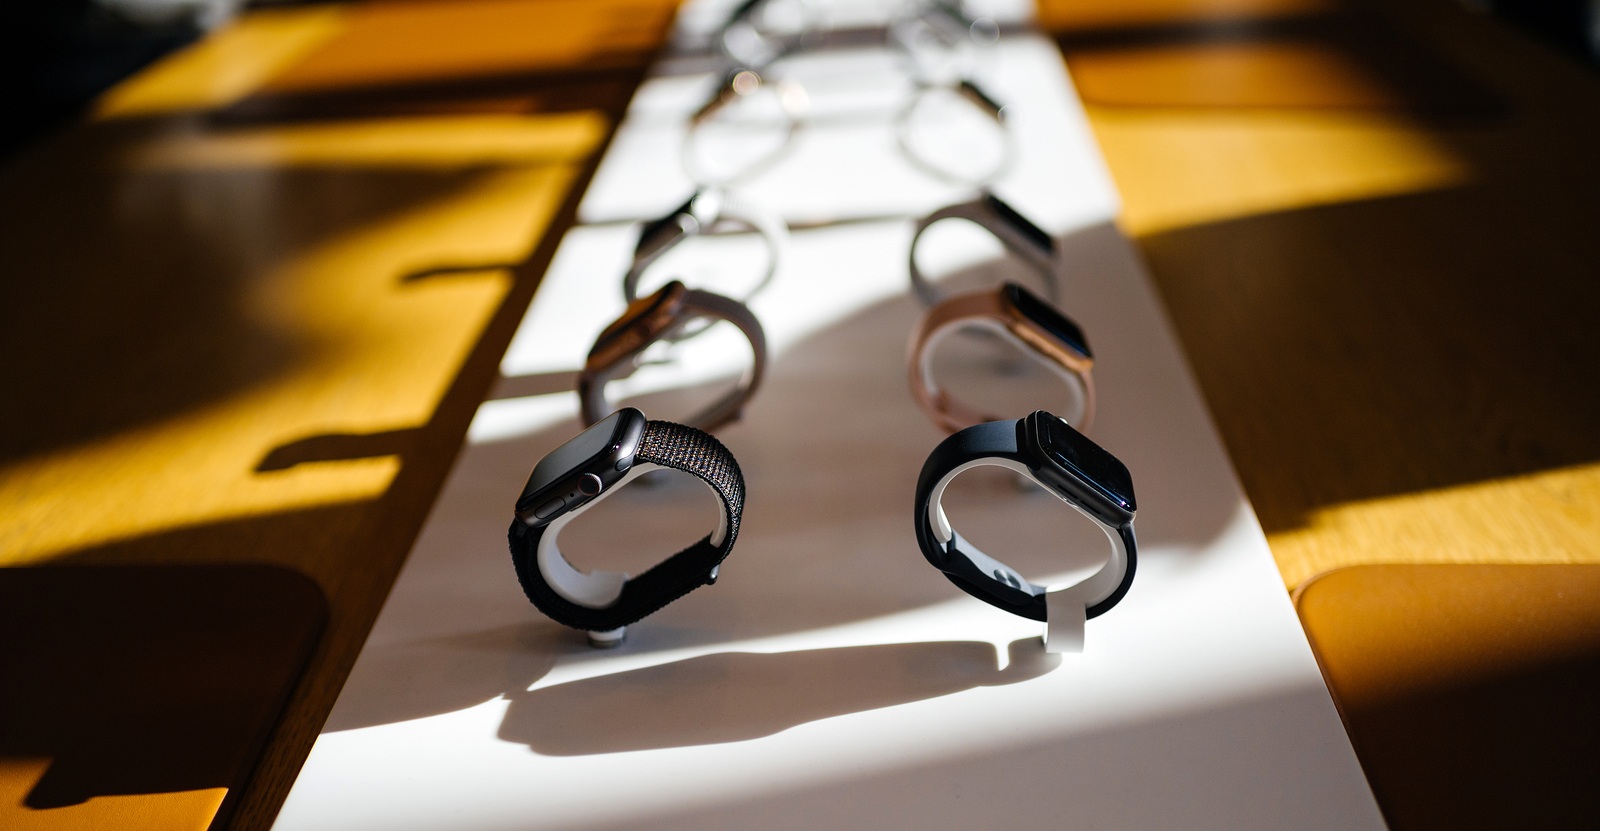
left=636, top=193, right=698, bottom=254
left=957, top=79, right=1004, bottom=118
left=986, top=194, right=1054, bottom=256
left=517, top=411, right=626, bottom=511
left=1039, top=415, right=1135, bottom=513
left=1006, top=282, right=1091, bottom=357
left=592, top=283, right=678, bottom=356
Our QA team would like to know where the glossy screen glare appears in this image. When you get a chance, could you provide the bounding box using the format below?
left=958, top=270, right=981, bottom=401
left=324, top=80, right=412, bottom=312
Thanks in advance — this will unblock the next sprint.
left=1041, top=415, right=1135, bottom=513
left=1006, top=282, right=1090, bottom=357
left=517, top=410, right=626, bottom=512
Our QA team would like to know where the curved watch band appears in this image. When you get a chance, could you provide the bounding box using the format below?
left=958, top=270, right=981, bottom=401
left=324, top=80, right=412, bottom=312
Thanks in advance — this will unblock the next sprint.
left=888, top=0, right=1000, bottom=81
left=716, top=0, right=814, bottom=69
left=908, top=193, right=1058, bottom=306
left=908, top=287, right=1096, bottom=435
left=893, top=79, right=1015, bottom=187
left=578, top=287, right=767, bottom=433
left=509, top=419, right=745, bottom=632
left=683, top=67, right=809, bottom=186
left=913, top=418, right=1136, bottom=652
left=622, top=190, right=789, bottom=306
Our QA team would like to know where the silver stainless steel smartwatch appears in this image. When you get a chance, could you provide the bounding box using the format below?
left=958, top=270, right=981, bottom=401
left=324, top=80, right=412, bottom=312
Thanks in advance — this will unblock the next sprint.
left=623, top=189, right=788, bottom=307
left=683, top=65, right=809, bottom=186
left=894, top=76, right=1015, bottom=187
left=908, top=191, right=1058, bottom=306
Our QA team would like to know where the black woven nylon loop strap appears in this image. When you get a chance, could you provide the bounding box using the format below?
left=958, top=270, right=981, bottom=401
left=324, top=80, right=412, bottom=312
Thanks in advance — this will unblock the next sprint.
left=509, top=420, right=745, bottom=632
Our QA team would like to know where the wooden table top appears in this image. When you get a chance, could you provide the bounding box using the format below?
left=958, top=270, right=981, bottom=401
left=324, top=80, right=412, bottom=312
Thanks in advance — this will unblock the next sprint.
left=1044, top=0, right=1600, bottom=587
left=3, top=0, right=1597, bottom=827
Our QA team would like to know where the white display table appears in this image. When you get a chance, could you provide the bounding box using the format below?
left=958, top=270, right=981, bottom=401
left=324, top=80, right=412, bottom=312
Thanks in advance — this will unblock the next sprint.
left=276, top=2, right=1384, bottom=828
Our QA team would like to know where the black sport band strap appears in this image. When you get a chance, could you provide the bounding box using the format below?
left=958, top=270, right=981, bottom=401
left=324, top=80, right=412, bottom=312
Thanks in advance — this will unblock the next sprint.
left=913, top=418, right=1136, bottom=626
left=913, top=420, right=1048, bottom=619
left=508, top=420, right=745, bottom=632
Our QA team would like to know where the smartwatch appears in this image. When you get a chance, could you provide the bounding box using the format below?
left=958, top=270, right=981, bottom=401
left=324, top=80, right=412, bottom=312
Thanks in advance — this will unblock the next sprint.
left=888, top=0, right=1000, bottom=85
left=908, top=281, right=1095, bottom=434
left=894, top=77, right=1014, bottom=188
left=908, top=192, right=1058, bottom=306
left=683, top=66, right=809, bottom=186
left=913, top=410, right=1136, bottom=652
left=623, top=189, right=788, bottom=306
left=716, top=0, right=814, bottom=69
left=578, top=280, right=767, bottom=433
left=509, top=407, right=745, bottom=642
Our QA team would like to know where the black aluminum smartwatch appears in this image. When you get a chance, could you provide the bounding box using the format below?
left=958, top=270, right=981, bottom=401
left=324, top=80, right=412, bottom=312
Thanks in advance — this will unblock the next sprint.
left=913, top=410, right=1136, bottom=652
left=508, top=408, right=745, bottom=644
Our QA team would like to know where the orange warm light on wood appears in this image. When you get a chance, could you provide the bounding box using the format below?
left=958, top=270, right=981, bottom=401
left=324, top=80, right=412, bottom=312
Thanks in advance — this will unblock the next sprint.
left=1296, top=564, right=1600, bottom=827
left=1, top=0, right=676, bottom=827
left=1036, top=0, right=1336, bottom=30
left=252, top=0, right=677, bottom=95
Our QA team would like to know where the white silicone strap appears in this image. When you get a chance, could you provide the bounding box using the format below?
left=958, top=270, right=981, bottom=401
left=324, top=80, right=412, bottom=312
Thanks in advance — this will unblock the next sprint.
left=925, top=456, right=1130, bottom=653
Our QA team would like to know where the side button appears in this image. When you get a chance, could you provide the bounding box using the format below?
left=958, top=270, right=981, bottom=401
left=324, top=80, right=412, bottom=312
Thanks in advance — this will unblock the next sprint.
left=534, top=497, right=566, bottom=520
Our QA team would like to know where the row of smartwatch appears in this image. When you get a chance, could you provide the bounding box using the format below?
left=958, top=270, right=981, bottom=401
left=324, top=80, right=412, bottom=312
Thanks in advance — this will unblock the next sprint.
left=514, top=194, right=1134, bottom=653
left=687, top=0, right=1014, bottom=187
left=509, top=404, right=1135, bottom=654
left=585, top=186, right=1096, bottom=439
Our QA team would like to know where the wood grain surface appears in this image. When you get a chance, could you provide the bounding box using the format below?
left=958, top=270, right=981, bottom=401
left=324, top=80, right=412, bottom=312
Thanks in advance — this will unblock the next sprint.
left=1296, top=564, right=1600, bottom=827
left=0, top=2, right=677, bottom=828
left=1047, top=0, right=1600, bottom=588
left=3, top=0, right=1599, bottom=827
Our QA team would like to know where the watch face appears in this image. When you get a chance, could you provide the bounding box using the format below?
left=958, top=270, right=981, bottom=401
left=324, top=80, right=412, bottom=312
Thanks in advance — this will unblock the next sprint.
left=985, top=194, right=1053, bottom=256
left=635, top=194, right=699, bottom=257
left=516, top=409, right=635, bottom=516
left=1035, top=413, right=1135, bottom=515
left=727, top=0, right=766, bottom=25
left=590, top=281, right=683, bottom=360
left=1005, top=282, right=1091, bottom=358
left=956, top=79, right=1005, bottom=119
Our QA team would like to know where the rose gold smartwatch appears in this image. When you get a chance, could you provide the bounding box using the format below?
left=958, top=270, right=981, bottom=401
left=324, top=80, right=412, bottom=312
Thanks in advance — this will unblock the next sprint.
left=908, top=281, right=1094, bottom=434
left=716, top=0, right=815, bottom=69
left=578, top=280, right=767, bottom=432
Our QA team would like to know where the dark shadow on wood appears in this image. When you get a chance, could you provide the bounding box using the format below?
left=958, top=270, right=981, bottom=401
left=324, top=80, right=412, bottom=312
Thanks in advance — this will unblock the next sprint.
left=0, top=145, right=513, bottom=466
left=0, top=564, right=325, bottom=823
left=218, top=69, right=639, bottom=124
left=256, top=428, right=421, bottom=472
left=1133, top=183, right=1600, bottom=535
left=1052, top=10, right=1506, bottom=117
left=1298, top=564, right=1600, bottom=829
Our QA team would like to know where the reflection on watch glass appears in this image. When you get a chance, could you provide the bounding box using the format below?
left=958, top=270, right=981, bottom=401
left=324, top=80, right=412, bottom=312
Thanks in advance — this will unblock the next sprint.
left=518, top=411, right=625, bottom=511
left=985, top=194, right=1054, bottom=255
left=1041, top=416, right=1134, bottom=512
left=1006, top=282, right=1090, bottom=356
